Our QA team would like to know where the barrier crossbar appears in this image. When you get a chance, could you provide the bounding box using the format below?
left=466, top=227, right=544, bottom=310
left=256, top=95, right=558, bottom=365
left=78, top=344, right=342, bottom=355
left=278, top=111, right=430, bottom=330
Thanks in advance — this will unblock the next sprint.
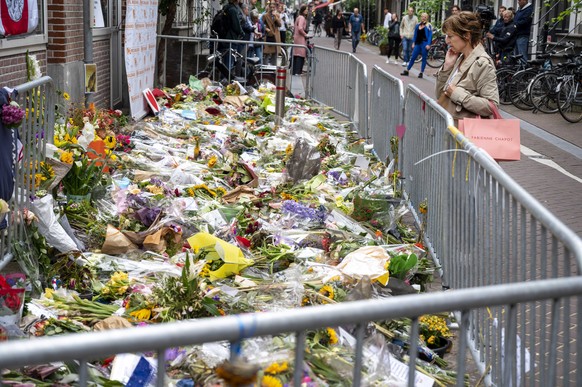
left=0, top=277, right=580, bottom=387
left=0, top=76, right=54, bottom=271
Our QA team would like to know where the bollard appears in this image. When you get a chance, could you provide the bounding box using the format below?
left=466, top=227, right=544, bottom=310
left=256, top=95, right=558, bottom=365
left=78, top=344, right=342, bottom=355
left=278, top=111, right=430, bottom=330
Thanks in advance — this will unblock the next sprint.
left=275, top=66, right=287, bottom=124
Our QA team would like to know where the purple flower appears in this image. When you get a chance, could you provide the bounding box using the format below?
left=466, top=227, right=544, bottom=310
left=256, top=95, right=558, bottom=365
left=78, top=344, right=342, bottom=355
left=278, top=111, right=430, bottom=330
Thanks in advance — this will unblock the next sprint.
left=1, top=104, right=25, bottom=128
left=134, top=206, right=162, bottom=227
left=281, top=200, right=327, bottom=224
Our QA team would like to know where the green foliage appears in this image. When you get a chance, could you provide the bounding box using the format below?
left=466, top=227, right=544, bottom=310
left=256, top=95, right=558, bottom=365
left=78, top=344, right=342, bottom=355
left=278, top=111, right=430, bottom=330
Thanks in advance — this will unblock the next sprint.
left=61, top=149, right=104, bottom=196
left=546, top=0, right=581, bottom=25
left=389, top=253, right=418, bottom=280
left=409, top=0, right=445, bottom=28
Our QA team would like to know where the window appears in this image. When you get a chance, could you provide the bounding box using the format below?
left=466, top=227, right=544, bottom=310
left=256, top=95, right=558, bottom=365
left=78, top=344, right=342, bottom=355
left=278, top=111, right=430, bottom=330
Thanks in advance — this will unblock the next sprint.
left=0, top=0, right=47, bottom=53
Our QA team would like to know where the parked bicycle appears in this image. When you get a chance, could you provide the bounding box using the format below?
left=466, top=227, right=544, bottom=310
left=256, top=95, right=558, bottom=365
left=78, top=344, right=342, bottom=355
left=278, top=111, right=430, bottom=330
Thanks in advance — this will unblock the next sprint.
left=196, top=48, right=276, bottom=87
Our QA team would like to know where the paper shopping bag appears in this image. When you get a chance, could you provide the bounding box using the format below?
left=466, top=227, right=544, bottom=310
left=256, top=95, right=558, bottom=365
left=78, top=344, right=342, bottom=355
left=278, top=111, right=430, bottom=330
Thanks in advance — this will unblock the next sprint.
left=458, top=102, right=521, bottom=161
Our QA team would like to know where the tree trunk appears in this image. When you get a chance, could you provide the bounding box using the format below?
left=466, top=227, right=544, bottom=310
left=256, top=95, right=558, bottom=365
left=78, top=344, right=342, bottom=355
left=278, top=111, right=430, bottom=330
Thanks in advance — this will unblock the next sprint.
left=156, top=2, right=178, bottom=86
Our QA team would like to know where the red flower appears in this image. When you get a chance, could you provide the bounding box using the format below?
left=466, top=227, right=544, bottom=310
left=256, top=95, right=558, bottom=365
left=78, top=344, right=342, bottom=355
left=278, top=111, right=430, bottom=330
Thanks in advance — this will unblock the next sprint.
left=3, top=291, right=21, bottom=311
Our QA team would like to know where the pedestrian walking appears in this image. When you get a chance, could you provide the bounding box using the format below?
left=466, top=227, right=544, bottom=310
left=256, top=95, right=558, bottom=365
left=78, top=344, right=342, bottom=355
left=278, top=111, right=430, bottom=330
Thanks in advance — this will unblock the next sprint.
left=331, top=9, right=346, bottom=50
left=400, top=13, right=432, bottom=78
left=399, top=7, right=418, bottom=66
left=435, top=11, right=499, bottom=125
left=292, top=5, right=309, bottom=75
left=348, top=8, right=365, bottom=53
left=385, top=14, right=401, bottom=64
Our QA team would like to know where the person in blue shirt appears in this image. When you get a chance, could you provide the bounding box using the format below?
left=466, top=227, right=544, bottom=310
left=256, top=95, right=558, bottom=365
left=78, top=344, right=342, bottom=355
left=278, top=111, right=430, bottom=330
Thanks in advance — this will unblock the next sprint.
left=400, top=12, right=433, bottom=79
left=513, top=0, right=533, bottom=63
left=348, top=8, right=365, bottom=53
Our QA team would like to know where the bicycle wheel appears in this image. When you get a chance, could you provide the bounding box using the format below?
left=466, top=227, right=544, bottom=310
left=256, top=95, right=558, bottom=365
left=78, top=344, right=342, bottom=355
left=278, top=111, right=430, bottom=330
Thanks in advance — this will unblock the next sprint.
left=426, top=45, right=445, bottom=68
left=496, top=68, right=515, bottom=105
left=529, top=72, right=560, bottom=114
left=557, top=77, right=582, bottom=123
left=509, top=69, right=537, bottom=110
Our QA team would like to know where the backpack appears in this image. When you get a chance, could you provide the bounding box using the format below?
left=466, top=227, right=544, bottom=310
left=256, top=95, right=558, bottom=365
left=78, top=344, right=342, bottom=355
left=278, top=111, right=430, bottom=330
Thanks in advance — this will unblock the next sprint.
left=211, top=6, right=230, bottom=38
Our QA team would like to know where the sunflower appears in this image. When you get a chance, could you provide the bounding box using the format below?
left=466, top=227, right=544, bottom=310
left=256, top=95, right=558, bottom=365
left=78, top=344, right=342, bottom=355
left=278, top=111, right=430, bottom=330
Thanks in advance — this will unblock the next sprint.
left=104, top=135, right=117, bottom=149
left=326, top=327, right=338, bottom=345
left=63, top=92, right=70, bottom=101
left=319, top=284, right=335, bottom=300
left=207, top=155, right=218, bottom=168
left=261, top=375, right=283, bottom=387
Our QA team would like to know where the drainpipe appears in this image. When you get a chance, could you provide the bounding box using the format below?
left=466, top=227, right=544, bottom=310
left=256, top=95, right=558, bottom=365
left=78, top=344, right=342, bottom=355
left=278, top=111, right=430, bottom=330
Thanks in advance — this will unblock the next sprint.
left=84, top=0, right=94, bottom=107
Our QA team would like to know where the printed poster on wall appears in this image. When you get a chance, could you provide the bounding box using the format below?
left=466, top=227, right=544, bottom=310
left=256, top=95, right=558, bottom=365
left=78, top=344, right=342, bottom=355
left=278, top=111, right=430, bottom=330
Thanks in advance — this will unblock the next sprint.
left=124, top=0, right=158, bottom=120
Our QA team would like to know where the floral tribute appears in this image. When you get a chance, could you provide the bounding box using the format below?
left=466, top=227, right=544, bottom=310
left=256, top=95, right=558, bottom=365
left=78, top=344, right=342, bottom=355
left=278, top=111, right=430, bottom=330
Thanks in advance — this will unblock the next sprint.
left=2, top=79, right=461, bottom=386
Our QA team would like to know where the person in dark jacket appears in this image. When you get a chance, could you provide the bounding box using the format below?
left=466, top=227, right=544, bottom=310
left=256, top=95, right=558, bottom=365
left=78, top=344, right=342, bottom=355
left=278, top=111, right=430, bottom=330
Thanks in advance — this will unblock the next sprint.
left=219, top=0, right=244, bottom=60
left=331, top=9, right=346, bottom=50
left=385, top=14, right=401, bottom=64
left=513, top=0, right=533, bottom=63
left=486, top=10, right=517, bottom=64
left=489, top=5, right=507, bottom=37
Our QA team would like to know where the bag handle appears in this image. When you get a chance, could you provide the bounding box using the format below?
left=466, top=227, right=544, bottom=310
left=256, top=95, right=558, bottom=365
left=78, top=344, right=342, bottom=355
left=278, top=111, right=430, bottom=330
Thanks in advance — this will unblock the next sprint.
left=488, top=101, right=502, bottom=119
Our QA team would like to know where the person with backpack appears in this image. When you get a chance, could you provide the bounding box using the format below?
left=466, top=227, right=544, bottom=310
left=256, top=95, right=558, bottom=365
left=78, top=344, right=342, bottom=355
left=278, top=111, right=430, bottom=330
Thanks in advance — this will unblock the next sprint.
left=213, top=0, right=244, bottom=55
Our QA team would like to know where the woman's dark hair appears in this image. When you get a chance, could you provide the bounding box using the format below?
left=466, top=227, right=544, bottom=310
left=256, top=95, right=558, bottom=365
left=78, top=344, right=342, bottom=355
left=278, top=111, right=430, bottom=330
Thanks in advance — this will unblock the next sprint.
left=299, top=4, right=307, bottom=15
left=442, top=11, right=483, bottom=47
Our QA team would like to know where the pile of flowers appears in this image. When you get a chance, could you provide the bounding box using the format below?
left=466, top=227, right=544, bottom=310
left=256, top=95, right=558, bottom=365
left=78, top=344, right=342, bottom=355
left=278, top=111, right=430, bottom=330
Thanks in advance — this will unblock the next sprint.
left=2, top=79, right=460, bottom=386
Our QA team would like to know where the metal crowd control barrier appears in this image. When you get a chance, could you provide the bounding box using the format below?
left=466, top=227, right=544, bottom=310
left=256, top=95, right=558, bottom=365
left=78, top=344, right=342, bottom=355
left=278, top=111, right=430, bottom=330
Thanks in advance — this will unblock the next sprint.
left=310, top=47, right=368, bottom=139
left=401, top=84, right=582, bottom=385
left=0, top=76, right=54, bottom=271
left=157, top=35, right=311, bottom=99
left=369, top=65, right=404, bottom=163
left=0, top=277, right=580, bottom=387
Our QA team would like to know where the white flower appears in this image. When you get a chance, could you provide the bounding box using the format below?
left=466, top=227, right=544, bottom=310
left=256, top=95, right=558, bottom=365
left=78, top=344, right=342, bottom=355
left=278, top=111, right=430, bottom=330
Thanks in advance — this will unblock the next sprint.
left=77, top=121, right=95, bottom=150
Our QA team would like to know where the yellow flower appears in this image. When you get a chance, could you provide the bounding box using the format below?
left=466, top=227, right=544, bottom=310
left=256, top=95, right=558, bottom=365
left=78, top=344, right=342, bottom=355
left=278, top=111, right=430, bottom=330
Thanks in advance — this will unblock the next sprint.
left=207, top=155, right=218, bottom=168
left=44, top=288, right=55, bottom=299
left=326, top=327, right=338, bottom=345
left=60, top=151, right=74, bottom=164
left=319, top=284, right=334, bottom=300
left=261, top=375, right=283, bottom=387
left=104, top=135, right=117, bottom=149
left=264, top=361, right=288, bottom=375
left=146, top=185, right=164, bottom=195
left=285, top=144, right=293, bottom=156
left=63, top=92, right=70, bottom=101
left=130, top=308, right=152, bottom=320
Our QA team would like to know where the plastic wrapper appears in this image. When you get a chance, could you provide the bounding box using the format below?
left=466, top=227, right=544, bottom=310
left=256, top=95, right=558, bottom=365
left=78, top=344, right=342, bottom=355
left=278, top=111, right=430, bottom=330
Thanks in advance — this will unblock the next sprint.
left=29, top=195, right=79, bottom=253
left=187, top=232, right=252, bottom=281
left=285, top=138, right=321, bottom=183
left=335, top=246, right=391, bottom=286
left=0, top=273, right=26, bottom=332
